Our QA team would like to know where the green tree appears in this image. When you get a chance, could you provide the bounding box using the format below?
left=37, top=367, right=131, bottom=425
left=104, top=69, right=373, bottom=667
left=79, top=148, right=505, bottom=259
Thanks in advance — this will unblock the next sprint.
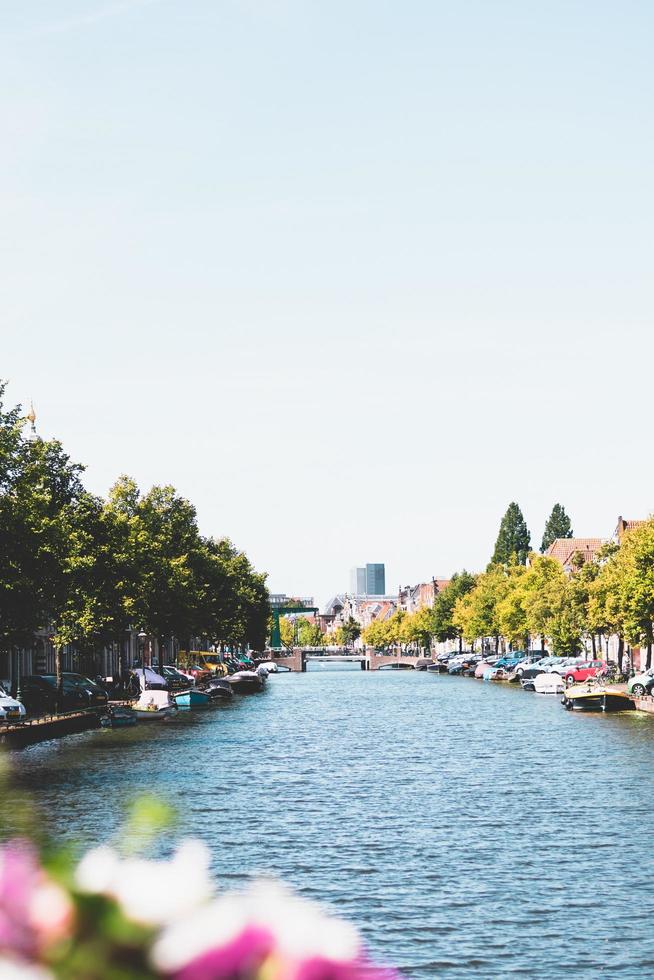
left=491, top=502, right=531, bottom=566
left=453, top=565, right=510, bottom=652
left=341, top=616, right=361, bottom=648
left=602, top=520, right=654, bottom=668
left=279, top=617, right=296, bottom=649
left=298, top=619, right=324, bottom=646
left=430, top=572, right=477, bottom=651
left=540, top=503, right=573, bottom=552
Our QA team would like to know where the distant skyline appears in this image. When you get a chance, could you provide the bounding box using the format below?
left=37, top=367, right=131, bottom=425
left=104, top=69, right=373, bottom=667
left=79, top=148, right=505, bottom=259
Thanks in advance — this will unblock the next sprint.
left=2, top=1, right=653, bottom=608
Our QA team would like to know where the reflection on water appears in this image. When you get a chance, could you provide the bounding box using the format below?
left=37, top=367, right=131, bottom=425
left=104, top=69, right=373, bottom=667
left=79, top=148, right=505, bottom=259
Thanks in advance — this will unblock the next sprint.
left=3, top=670, right=654, bottom=978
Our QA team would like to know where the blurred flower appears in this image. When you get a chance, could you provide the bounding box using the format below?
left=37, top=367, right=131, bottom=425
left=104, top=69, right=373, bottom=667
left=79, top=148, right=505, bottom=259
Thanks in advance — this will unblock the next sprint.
left=0, top=841, right=73, bottom=959
left=75, top=838, right=213, bottom=926
left=152, top=881, right=400, bottom=979
left=0, top=958, right=53, bottom=979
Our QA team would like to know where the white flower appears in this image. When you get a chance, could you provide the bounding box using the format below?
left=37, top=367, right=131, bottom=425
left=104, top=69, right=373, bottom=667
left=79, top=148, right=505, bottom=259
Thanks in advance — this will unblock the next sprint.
left=75, top=839, right=213, bottom=927
left=75, top=846, right=120, bottom=894
left=0, top=959, right=53, bottom=979
left=152, top=880, right=360, bottom=973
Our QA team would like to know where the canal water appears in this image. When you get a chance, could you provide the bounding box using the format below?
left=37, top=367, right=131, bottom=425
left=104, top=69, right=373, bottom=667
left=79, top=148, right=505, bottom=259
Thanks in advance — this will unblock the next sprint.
left=3, top=667, right=654, bottom=978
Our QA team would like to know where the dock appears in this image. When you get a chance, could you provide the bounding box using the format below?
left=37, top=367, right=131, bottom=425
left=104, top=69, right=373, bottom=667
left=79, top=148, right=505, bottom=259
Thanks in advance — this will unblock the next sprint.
left=0, top=710, right=101, bottom=748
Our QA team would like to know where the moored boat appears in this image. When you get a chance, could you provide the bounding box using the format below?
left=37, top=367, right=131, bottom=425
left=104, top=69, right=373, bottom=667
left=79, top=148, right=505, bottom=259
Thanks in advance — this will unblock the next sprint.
left=561, top=685, right=635, bottom=712
left=533, top=672, right=565, bottom=695
left=227, top=670, right=265, bottom=694
left=100, top=705, right=137, bottom=728
left=133, top=689, right=178, bottom=718
left=173, top=688, right=211, bottom=707
left=201, top=678, right=234, bottom=701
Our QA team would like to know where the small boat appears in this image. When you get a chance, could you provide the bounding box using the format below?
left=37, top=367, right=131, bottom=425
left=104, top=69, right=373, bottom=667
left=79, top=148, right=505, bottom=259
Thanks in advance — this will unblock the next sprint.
left=561, top=685, right=635, bottom=712
left=415, top=659, right=435, bottom=671
left=378, top=662, right=415, bottom=670
left=533, top=672, right=565, bottom=696
left=427, top=662, right=447, bottom=673
left=133, top=689, right=178, bottom=719
left=100, top=705, right=138, bottom=728
left=173, top=688, right=211, bottom=707
left=474, top=661, right=493, bottom=679
left=227, top=670, right=265, bottom=694
left=200, top=678, right=234, bottom=702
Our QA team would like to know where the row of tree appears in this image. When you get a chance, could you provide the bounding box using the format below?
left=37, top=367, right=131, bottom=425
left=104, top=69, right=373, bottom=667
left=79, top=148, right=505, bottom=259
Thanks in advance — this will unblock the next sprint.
left=0, top=384, right=270, bottom=659
left=279, top=616, right=362, bottom=649
left=361, top=517, right=654, bottom=669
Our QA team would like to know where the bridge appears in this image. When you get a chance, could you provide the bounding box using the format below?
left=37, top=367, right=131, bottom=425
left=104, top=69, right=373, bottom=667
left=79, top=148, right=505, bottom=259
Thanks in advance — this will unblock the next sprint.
left=270, top=648, right=425, bottom=672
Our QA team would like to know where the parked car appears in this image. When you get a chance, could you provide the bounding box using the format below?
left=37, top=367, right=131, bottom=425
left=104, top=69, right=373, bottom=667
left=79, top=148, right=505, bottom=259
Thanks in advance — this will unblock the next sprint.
left=547, top=657, right=588, bottom=675
left=628, top=669, right=654, bottom=697
left=0, top=682, right=27, bottom=721
left=521, top=657, right=566, bottom=680
left=563, top=661, right=606, bottom=686
left=160, top=665, right=192, bottom=691
left=513, top=653, right=549, bottom=677
left=178, top=664, right=212, bottom=684
left=19, top=673, right=108, bottom=716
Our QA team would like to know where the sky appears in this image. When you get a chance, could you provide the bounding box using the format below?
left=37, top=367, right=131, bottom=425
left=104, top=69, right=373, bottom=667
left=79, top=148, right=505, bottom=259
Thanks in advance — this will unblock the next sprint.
left=1, top=0, right=653, bottom=608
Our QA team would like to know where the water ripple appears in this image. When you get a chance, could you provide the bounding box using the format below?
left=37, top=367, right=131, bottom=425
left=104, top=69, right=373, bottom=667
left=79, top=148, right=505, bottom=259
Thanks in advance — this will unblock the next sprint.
left=3, top=667, right=654, bottom=977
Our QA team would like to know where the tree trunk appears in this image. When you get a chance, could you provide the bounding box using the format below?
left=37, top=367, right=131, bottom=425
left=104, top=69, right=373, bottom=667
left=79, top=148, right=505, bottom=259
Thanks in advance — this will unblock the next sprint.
left=618, top=636, right=624, bottom=672
left=494, top=635, right=499, bottom=654
left=647, top=625, right=653, bottom=670
left=591, top=633, right=596, bottom=657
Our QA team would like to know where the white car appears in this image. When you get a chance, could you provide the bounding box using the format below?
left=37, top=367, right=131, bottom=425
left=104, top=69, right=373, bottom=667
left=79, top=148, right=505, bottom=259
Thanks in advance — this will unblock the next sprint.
left=547, top=657, right=586, bottom=675
left=0, top=682, right=27, bottom=721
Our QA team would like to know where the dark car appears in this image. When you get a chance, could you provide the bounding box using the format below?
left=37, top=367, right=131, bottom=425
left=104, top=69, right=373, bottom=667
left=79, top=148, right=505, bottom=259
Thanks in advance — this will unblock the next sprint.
left=19, top=673, right=108, bottom=716
left=519, top=657, right=562, bottom=681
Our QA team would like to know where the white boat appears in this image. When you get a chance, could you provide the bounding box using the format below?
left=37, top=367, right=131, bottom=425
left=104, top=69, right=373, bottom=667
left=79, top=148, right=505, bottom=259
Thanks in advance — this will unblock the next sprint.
left=133, top=689, right=178, bottom=719
left=533, top=672, right=565, bottom=695
left=227, top=669, right=266, bottom=694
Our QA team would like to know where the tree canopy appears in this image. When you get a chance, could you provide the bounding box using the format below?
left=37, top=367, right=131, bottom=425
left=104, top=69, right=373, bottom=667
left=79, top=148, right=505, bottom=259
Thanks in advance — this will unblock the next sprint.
left=0, top=383, right=270, bottom=656
left=491, top=503, right=531, bottom=566
left=540, top=503, right=573, bottom=552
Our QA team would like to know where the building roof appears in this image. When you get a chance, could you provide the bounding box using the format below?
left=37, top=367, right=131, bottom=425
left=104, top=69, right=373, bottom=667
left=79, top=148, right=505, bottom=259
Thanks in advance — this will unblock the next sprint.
left=545, top=538, right=604, bottom=567
left=614, top=516, right=646, bottom=541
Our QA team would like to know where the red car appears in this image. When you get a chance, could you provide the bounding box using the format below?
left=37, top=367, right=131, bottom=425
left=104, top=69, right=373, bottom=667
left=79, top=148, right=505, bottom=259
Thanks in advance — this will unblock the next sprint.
left=564, top=661, right=606, bottom=686
left=179, top=664, right=212, bottom=684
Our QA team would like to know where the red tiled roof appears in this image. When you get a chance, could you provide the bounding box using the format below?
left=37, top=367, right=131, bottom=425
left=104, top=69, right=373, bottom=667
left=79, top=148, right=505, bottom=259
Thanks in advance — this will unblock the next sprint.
left=615, top=517, right=646, bottom=540
left=545, top=537, right=604, bottom=566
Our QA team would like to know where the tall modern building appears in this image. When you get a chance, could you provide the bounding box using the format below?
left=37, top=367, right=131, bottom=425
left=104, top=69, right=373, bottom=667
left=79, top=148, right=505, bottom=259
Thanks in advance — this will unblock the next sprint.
left=365, top=563, right=385, bottom=596
left=350, top=563, right=385, bottom=595
left=350, top=567, right=367, bottom=595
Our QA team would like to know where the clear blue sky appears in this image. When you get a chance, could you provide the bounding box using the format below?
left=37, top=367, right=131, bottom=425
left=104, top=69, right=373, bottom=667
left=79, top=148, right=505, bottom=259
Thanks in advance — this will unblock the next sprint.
left=2, top=1, right=653, bottom=606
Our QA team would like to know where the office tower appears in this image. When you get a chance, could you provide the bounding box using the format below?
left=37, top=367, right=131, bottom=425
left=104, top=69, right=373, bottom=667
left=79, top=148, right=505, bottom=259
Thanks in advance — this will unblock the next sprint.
left=365, top=563, right=385, bottom=595
left=350, top=567, right=367, bottom=595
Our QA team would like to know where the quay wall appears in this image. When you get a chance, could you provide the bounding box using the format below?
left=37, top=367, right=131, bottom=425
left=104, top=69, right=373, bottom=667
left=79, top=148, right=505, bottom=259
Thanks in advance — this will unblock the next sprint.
left=0, top=710, right=101, bottom=749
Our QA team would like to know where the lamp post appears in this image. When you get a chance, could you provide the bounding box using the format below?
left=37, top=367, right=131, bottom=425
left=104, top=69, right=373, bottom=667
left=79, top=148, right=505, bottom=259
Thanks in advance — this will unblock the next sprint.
left=15, top=647, right=22, bottom=705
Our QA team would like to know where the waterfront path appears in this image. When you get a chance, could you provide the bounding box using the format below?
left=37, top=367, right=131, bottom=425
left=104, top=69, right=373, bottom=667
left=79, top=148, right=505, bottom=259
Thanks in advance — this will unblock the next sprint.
left=3, top=666, right=654, bottom=978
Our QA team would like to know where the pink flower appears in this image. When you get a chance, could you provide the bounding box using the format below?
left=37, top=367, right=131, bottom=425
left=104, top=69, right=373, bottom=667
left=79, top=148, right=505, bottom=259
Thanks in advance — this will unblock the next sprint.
left=0, top=841, right=41, bottom=957
left=295, top=959, right=402, bottom=980
left=175, top=925, right=274, bottom=979
left=152, top=881, right=403, bottom=980
left=0, top=841, right=73, bottom=960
